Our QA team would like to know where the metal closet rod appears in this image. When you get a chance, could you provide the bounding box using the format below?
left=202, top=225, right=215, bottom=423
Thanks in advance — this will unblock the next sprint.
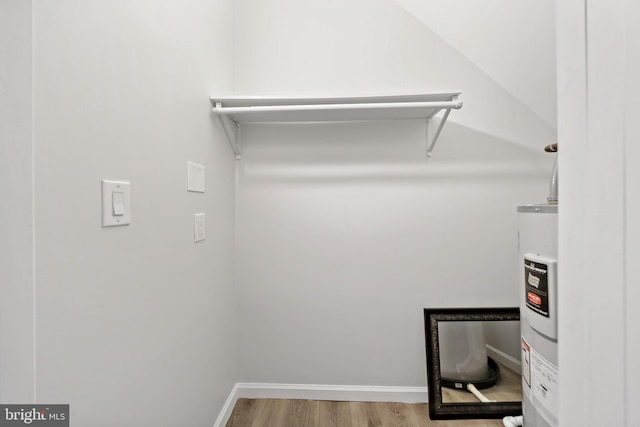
left=213, top=100, right=463, bottom=114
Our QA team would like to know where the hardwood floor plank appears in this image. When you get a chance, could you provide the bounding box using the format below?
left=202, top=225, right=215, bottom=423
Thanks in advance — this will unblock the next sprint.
left=406, top=403, right=430, bottom=427
left=348, top=401, right=372, bottom=426
left=375, top=402, right=408, bottom=427
left=226, top=398, right=504, bottom=427
left=225, top=398, right=257, bottom=427
left=319, top=400, right=352, bottom=427
left=286, top=399, right=319, bottom=427
left=268, top=398, right=289, bottom=427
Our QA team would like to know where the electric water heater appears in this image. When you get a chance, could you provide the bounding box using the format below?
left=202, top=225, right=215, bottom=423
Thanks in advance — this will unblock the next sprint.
left=518, top=204, right=558, bottom=427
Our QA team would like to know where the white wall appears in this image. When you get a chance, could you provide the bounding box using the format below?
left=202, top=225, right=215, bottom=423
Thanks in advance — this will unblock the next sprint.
left=624, top=1, right=640, bottom=423
left=394, top=0, right=557, bottom=128
left=557, top=0, right=640, bottom=425
left=234, top=0, right=555, bottom=153
left=234, top=0, right=555, bottom=387
left=1, top=0, right=573, bottom=420
left=30, top=1, right=237, bottom=426
left=0, top=0, right=36, bottom=403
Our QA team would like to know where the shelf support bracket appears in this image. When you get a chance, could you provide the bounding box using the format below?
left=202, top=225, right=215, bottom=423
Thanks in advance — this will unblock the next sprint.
left=426, top=107, right=453, bottom=157
left=215, top=102, right=242, bottom=160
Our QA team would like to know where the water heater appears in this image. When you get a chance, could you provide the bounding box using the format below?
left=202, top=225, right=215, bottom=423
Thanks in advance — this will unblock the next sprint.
left=518, top=204, right=558, bottom=427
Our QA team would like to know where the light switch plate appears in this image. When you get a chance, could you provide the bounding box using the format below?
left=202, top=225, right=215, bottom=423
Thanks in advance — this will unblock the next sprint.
left=102, top=180, right=131, bottom=227
left=187, top=162, right=205, bottom=193
left=194, top=213, right=205, bottom=242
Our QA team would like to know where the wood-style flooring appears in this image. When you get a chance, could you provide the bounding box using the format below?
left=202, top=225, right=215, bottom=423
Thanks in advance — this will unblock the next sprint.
left=226, top=398, right=504, bottom=427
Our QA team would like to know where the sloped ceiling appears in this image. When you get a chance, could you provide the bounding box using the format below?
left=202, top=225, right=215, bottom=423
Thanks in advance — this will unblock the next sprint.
left=394, top=0, right=556, bottom=128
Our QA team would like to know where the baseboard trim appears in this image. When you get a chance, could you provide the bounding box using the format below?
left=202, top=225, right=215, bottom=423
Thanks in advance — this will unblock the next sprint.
left=212, top=383, right=240, bottom=427
left=213, top=382, right=428, bottom=427
left=235, top=382, right=428, bottom=403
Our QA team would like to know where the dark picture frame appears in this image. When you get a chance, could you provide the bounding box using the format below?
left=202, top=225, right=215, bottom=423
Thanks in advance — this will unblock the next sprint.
left=424, top=307, right=522, bottom=420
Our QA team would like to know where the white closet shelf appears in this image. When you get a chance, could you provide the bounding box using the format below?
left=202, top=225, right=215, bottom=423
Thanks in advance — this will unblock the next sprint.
left=210, top=93, right=462, bottom=159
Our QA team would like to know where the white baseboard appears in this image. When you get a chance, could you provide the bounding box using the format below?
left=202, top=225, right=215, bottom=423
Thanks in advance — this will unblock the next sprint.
left=486, top=344, right=521, bottom=373
left=212, top=382, right=428, bottom=427
left=212, top=383, right=240, bottom=427
left=235, top=382, right=428, bottom=403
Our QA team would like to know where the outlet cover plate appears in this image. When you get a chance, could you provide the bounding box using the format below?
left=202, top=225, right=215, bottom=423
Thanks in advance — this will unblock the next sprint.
left=101, top=179, right=131, bottom=227
left=187, top=162, right=205, bottom=193
left=194, top=213, right=205, bottom=242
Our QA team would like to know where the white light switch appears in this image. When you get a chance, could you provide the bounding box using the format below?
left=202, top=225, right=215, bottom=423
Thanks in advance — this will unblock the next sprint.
left=102, top=180, right=131, bottom=227
left=194, top=213, right=205, bottom=242
left=187, top=162, right=205, bottom=193
left=112, top=192, right=125, bottom=216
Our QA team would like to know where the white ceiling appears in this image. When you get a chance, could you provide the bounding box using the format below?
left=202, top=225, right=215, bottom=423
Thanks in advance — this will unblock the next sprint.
left=394, top=0, right=557, bottom=128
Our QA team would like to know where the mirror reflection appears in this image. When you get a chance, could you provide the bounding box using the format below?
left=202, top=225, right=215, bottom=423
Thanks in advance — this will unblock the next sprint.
left=438, top=320, right=521, bottom=404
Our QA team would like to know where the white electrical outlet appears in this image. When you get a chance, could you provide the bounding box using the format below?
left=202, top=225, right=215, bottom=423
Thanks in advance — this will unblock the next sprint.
left=194, top=213, right=205, bottom=242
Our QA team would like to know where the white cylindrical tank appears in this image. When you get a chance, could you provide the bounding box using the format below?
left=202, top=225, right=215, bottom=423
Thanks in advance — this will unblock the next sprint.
left=518, top=205, right=558, bottom=427
left=439, top=321, right=490, bottom=381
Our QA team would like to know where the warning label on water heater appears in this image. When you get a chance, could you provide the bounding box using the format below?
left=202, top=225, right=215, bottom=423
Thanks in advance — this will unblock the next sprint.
left=531, top=348, right=559, bottom=426
left=524, top=258, right=549, bottom=317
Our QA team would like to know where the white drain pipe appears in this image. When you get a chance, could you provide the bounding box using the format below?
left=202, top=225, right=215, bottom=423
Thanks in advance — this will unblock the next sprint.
left=466, top=383, right=495, bottom=403
left=503, top=415, right=524, bottom=427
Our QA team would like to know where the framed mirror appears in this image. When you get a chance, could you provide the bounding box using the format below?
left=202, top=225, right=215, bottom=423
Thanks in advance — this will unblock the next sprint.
left=424, top=307, right=522, bottom=420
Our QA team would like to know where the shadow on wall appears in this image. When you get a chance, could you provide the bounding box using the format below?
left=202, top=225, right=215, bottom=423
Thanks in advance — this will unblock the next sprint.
left=237, top=120, right=553, bottom=182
